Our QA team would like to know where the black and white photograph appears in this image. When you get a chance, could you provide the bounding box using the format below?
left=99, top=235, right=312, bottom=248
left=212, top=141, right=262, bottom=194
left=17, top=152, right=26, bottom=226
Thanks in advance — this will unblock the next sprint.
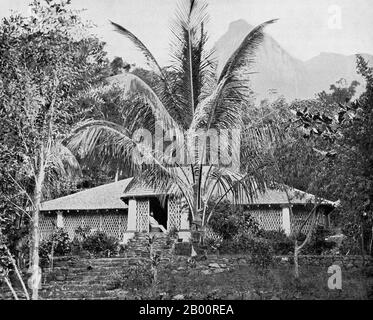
left=0, top=0, right=372, bottom=306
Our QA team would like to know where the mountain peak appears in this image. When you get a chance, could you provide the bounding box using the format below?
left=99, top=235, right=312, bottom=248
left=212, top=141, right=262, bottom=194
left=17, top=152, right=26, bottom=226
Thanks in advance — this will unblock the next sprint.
left=214, top=20, right=373, bottom=101
left=228, top=19, right=253, bottom=32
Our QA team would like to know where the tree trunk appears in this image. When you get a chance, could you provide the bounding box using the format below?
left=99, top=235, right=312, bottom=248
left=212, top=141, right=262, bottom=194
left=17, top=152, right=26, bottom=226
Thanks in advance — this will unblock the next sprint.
left=294, top=242, right=300, bottom=279
left=369, top=225, right=373, bottom=256
left=114, top=167, right=120, bottom=182
left=361, top=219, right=366, bottom=264
left=293, top=210, right=319, bottom=278
left=3, top=277, right=18, bottom=300
left=30, top=178, right=43, bottom=300
left=6, top=247, right=30, bottom=300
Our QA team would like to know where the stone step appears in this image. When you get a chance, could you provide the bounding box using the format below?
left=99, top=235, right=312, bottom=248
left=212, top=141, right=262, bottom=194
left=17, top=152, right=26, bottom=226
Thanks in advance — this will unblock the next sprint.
left=40, top=290, right=116, bottom=299
left=43, top=297, right=120, bottom=300
left=41, top=284, right=114, bottom=291
left=42, top=279, right=111, bottom=286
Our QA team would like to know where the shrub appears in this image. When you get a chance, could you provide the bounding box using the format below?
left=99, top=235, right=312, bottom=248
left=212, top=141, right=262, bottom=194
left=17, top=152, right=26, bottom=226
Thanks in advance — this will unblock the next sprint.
left=107, top=264, right=153, bottom=291
left=303, top=225, right=335, bottom=255
left=250, top=240, right=274, bottom=269
left=168, top=227, right=178, bottom=239
left=339, top=222, right=363, bottom=255
left=74, top=226, right=92, bottom=241
left=218, top=233, right=256, bottom=254
left=81, top=231, right=119, bottom=256
left=338, top=236, right=361, bottom=255
left=259, top=230, right=294, bottom=255
left=39, top=228, right=71, bottom=267
left=208, top=200, right=260, bottom=240
left=203, top=235, right=223, bottom=253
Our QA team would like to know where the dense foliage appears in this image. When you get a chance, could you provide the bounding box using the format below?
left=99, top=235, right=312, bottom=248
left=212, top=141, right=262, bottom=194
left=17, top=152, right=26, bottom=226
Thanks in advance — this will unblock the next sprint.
left=39, top=229, right=72, bottom=267
left=80, top=231, right=119, bottom=256
left=208, top=200, right=260, bottom=240
left=291, top=56, right=373, bottom=255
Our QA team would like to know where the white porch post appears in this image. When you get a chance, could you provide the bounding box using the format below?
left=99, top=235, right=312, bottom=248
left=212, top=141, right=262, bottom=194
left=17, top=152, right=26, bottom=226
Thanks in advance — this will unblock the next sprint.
left=282, top=206, right=291, bottom=236
left=56, top=211, right=64, bottom=228
left=178, top=207, right=191, bottom=242
left=122, top=198, right=137, bottom=244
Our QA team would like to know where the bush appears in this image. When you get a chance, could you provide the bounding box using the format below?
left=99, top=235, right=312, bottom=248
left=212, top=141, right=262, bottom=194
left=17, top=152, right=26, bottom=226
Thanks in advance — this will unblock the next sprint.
left=208, top=201, right=260, bottom=240
left=250, top=240, right=274, bottom=269
left=339, top=222, right=363, bottom=255
left=74, top=226, right=92, bottom=241
left=203, top=236, right=223, bottom=253
left=303, top=225, right=335, bottom=255
left=107, top=264, right=153, bottom=291
left=81, top=231, right=119, bottom=256
left=259, top=230, right=294, bottom=255
left=218, top=234, right=257, bottom=254
left=39, top=228, right=71, bottom=267
left=338, top=236, right=361, bottom=255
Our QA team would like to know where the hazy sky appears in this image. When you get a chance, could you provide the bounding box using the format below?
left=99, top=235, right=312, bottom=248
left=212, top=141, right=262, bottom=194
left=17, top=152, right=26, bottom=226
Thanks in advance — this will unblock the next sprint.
left=1, top=0, right=373, bottom=66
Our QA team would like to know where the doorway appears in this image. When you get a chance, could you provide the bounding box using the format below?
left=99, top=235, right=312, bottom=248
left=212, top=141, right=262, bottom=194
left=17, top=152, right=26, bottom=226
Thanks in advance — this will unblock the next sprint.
left=149, top=197, right=168, bottom=231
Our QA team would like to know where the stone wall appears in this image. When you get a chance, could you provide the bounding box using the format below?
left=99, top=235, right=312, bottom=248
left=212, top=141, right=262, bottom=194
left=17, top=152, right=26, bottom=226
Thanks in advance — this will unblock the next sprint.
left=277, top=255, right=373, bottom=269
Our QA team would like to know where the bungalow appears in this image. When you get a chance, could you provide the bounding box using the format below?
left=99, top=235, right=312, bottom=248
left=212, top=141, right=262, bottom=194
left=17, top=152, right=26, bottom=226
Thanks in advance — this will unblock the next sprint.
left=39, top=176, right=336, bottom=243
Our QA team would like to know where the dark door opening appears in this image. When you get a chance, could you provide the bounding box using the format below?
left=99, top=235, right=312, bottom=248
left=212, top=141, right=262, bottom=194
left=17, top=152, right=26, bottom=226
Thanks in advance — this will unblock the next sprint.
left=149, top=197, right=168, bottom=231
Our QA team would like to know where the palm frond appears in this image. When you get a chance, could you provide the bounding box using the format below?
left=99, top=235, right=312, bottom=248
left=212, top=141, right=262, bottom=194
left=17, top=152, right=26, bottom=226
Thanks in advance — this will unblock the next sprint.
left=110, top=21, right=166, bottom=80
left=107, top=73, right=183, bottom=138
left=218, top=19, right=278, bottom=82
left=66, top=120, right=137, bottom=170
left=169, top=0, right=215, bottom=127
left=110, top=21, right=183, bottom=118
left=188, top=20, right=278, bottom=169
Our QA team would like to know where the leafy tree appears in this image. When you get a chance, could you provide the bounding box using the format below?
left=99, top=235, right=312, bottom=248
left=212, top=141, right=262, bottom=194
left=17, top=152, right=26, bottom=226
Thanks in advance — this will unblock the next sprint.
left=317, top=78, right=360, bottom=110
left=292, top=56, right=373, bottom=257
left=0, top=0, right=109, bottom=299
left=110, top=57, right=131, bottom=75
left=68, top=0, right=278, bottom=236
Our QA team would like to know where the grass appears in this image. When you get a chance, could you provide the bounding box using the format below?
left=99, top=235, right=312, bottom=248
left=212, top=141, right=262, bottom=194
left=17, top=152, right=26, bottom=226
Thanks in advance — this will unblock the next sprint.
left=120, top=264, right=371, bottom=300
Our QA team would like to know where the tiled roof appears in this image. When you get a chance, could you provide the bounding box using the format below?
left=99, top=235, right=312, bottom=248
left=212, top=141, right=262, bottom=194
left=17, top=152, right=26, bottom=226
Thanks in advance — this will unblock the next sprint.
left=40, top=173, right=336, bottom=212
left=121, top=167, right=336, bottom=206
left=122, top=184, right=334, bottom=206
left=242, top=188, right=335, bottom=206
left=40, top=178, right=132, bottom=212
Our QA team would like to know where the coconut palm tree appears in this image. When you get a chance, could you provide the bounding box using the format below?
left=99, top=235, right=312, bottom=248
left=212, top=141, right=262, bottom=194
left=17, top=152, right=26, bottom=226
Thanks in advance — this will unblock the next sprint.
left=68, top=0, right=278, bottom=231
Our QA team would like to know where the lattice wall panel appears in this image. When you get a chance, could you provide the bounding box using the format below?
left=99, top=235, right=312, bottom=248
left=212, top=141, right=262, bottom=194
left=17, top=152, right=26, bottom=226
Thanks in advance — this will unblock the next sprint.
left=168, top=198, right=181, bottom=231
left=81, top=213, right=101, bottom=232
left=40, top=213, right=57, bottom=240
left=63, top=212, right=128, bottom=240
left=64, top=214, right=84, bottom=239
left=136, top=199, right=149, bottom=232
left=291, top=209, right=324, bottom=235
left=102, top=213, right=128, bottom=239
left=249, top=209, right=283, bottom=231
